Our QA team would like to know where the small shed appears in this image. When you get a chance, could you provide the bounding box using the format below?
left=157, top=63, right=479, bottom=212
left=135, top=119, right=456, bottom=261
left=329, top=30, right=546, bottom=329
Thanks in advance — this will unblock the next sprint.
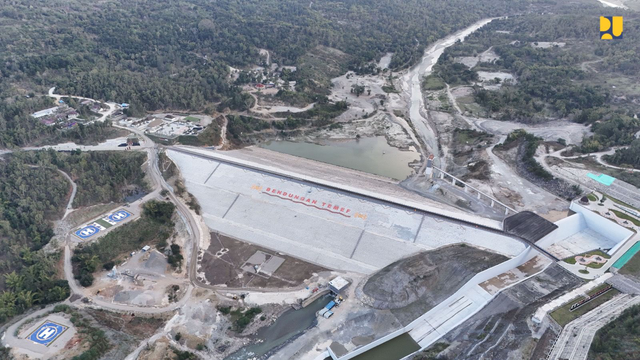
left=329, top=276, right=350, bottom=295
left=142, top=245, right=151, bottom=252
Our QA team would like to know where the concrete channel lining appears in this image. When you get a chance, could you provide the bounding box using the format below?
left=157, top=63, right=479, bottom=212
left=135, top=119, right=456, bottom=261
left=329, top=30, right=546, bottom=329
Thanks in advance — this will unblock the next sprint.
left=167, top=147, right=549, bottom=255
left=168, top=148, right=528, bottom=274
left=329, top=246, right=536, bottom=360
left=169, top=146, right=504, bottom=230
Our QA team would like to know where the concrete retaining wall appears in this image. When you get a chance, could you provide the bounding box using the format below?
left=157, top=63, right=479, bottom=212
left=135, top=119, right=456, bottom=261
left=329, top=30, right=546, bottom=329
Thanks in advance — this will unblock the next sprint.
left=405, top=245, right=532, bottom=330
left=172, top=147, right=504, bottom=230
left=302, top=290, right=330, bottom=308
left=570, top=202, right=634, bottom=255
left=332, top=246, right=533, bottom=360
left=534, top=203, right=634, bottom=257
left=535, top=214, right=584, bottom=251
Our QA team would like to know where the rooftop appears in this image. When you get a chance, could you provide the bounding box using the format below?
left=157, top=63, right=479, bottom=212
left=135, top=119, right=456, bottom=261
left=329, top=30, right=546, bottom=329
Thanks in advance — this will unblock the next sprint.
left=329, top=276, right=350, bottom=290
left=503, top=211, right=558, bottom=243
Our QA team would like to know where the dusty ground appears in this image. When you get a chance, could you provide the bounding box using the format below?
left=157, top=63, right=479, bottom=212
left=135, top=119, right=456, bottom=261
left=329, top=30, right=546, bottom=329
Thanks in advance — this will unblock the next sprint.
left=12, top=307, right=168, bottom=360
left=137, top=339, right=176, bottom=360
left=495, top=139, right=581, bottom=201
left=329, top=71, right=386, bottom=122
left=417, top=263, right=582, bottom=360
left=199, top=232, right=327, bottom=289
left=270, top=273, right=401, bottom=360
left=301, top=111, right=417, bottom=150
left=80, top=245, right=188, bottom=308
left=480, top=255, right=552, bottom=295
left=155, top=288, right=290, bottom=358
left=455, top=47, right=500, bottom=68
left=360, top=245, right=507, bottom=325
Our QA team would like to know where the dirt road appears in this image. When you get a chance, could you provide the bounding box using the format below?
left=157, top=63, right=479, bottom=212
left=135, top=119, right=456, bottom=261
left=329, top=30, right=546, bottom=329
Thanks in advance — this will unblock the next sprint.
left=48, top=87, right=117, bottom=122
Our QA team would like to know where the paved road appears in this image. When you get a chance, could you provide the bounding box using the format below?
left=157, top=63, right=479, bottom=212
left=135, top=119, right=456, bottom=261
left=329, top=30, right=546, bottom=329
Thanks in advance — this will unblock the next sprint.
left=1, top=302, right=66, bottom=358
left=59, top=124, right=198, bottom=314
left=537, top=148, right=640, bottom=209
left=548, top=294, right=640, bottom=360
left=549, top=147, right=639, bottom=174
left=119, top=123, right=205, bottom=291
left=608, top=275, right=640, bottom=295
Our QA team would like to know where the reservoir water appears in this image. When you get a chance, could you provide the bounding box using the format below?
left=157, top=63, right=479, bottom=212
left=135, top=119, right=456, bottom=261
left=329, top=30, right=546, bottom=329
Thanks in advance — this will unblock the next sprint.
left=260, top=137, right=420, bottom=180
left=225, top=294, right=331, bottom=360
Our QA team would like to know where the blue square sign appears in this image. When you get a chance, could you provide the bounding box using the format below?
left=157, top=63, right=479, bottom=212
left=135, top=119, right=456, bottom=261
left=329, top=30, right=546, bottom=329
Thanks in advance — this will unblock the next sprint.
left=28, top=321, right=68, bottom=346
left=75, top=225, right=100, bottom=239
left=109, top=209, right=131, bottom=222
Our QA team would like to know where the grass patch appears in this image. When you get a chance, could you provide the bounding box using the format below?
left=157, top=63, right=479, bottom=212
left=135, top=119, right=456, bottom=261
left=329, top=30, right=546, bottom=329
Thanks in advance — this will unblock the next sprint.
left=422, top=75, right=446, bottom=90
left=382, top=85, right=399, bottom=93
left=146, top=133, right=177, bottom=145
left=52, top=305, right=111, bottom=360
left=176, top=135, right=203, bottom=146
left=184, top=116, right=199, bottom=122
left=416, top=342, right=449, bottom=359
left=454, top=128, right=493, bottom=145
left=579, top=269, right=590, bottom=274
left=619, top=244, right=640, bottom=277
left=611, top=209, right=640, bottom=227
left=563, top=250, right=611, bottom=268
left=550, top=285, right=620, bottom=326
left=587, top=193, right=598, bottom=202
left=564, top=257, right=577, bottom=265
left=588, top=303, right=640, bottom=359
left=95, top=218, right=113, bottom=229
left=569, top=157, right=640, bottom=189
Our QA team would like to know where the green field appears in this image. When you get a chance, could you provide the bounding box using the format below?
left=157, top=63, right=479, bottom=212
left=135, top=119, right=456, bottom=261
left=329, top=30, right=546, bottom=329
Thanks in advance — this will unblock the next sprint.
left=95, top=218, right=113, bottom=229
left=550, top=285, right=619, bottom=326
left=184, top=116, right=200, bottom=122
left=422, top=75, right=445, bottom=90
left=563, top=250, right=611, bottom=269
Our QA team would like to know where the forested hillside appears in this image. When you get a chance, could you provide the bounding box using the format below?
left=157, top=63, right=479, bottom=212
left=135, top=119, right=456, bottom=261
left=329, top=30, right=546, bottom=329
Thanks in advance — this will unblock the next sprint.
left=604, top=140, right=640, bottom=169
left=0, top=96, right=126, bottom=148
left=24, top=150, right=149, bottom=206
left=0, top=150, right=148, bottom=323
left=426, top=8, right=640, bottom=151
left=0, top=0, right=549, bottom=148
left=0, top=157, right=71, bottom=323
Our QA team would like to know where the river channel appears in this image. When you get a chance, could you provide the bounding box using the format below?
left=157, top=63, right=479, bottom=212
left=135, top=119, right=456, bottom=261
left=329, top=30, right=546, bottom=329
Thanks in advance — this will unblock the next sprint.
left=260, top=137, right=420, bottom=180
left=400, top=17, right=494, bottom=168
left=225, top=294, right=332, bottom=360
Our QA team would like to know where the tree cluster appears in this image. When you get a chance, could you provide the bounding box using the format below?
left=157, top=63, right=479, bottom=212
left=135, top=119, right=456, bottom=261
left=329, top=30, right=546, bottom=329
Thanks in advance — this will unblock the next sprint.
left=604, top=140, right=640, bottom=169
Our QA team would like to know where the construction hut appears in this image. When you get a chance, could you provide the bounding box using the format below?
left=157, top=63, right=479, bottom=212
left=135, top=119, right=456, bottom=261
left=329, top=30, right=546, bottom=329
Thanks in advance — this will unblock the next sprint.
left=328, top=277, right=350, bottom=295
